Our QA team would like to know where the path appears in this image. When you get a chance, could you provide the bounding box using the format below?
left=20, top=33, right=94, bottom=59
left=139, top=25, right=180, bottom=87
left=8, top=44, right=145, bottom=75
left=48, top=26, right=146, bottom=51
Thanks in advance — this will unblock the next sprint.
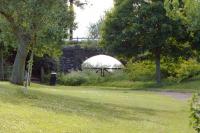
left=160, top=92, right=192, bottom=101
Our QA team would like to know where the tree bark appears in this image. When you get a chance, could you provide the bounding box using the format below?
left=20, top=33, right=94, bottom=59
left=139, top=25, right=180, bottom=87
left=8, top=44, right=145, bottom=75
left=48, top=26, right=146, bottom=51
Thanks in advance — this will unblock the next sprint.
left=0, top=11, right=31, bottom=85
left=10, top=41, right=28, bottom=85
left=155, top=48, right=161, bottom=84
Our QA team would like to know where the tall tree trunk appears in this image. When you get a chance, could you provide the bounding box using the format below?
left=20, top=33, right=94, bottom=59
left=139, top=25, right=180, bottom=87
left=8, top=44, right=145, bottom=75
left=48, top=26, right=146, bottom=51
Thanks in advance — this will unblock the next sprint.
left=0, top=12, right=30, bottom=85
left=11, top=42, right=28, bottom=85
left=155, top=48, right=161, bottom=84
left=0, top=48, right=4, bottom=80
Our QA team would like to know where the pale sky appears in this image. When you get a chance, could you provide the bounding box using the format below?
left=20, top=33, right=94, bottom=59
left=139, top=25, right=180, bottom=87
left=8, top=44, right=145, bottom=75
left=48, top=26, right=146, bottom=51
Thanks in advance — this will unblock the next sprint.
left=74, top=0, right=114, bottom=38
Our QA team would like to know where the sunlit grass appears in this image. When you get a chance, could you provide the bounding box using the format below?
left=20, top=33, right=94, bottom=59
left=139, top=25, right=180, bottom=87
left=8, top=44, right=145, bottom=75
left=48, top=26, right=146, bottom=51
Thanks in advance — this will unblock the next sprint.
left=0, top=82, right=194, bottom=133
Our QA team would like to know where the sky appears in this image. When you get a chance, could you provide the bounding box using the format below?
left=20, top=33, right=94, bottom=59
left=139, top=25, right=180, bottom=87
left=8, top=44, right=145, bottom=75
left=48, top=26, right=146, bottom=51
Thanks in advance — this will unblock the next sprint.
left=74, top=0, right=114, bottom=38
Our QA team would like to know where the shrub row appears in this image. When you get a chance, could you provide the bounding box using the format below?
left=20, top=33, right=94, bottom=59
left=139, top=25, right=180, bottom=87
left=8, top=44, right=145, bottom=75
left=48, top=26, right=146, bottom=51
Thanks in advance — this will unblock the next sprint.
left=125, top=58, right=200, bottom=82
left=56, top=70, right=129, bottom=86
left=162, top=58, right=200, bottom=82
left=43, top=58, right=200, bottom=86
left=126, top=60, right=155, bottom=81
left=190, top=93, right=200, bottom=133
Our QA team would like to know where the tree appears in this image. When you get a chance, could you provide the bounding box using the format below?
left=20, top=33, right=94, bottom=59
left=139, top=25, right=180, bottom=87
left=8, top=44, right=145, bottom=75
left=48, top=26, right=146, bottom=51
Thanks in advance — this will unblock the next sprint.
left=165, top=0, right=200, bottom=52
left=184, top=0, right=200, bottom=55
left=69, top=0, right=75, bottom=40
left=68, top=0, right=88, bottom=40
left=88, top=18, right=103, bottom=39
left=101, top=0, right=185, bottom=84
left=0, top=16, right=17, bottom=81
left=136, top=0, right=179, bottom=83
left=0, top=0, right=70, bottom=85
left=101, top=0, right=140, bottom=57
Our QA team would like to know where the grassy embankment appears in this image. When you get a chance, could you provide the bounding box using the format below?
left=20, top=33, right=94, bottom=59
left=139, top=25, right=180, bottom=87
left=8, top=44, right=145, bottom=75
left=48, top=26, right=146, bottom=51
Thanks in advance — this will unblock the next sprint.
left=0, top=81, right=195, bottom=133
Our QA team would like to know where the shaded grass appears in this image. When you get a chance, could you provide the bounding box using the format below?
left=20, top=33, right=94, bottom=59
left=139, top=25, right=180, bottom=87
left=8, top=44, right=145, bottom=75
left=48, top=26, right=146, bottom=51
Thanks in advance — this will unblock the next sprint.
left=0, top=82, right=195, bottom=133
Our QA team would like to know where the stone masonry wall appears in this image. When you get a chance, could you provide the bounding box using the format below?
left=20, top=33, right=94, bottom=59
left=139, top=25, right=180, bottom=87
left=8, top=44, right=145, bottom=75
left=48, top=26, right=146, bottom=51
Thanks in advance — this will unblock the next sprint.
left=60, top=45, right=102, bottom=73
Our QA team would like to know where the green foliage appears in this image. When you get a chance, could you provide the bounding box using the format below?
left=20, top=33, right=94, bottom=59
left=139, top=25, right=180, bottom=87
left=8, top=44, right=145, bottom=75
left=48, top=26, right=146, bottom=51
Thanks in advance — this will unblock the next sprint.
left=101, top=0, right=183, bottom=55
left=184, top=0, right=200, bottom=52
left=0, top=0, right=72, bottom=59
left=88, top=18, right=104, bottom=39
left=184, top=0, right=200, bottom=31
left=190, top=93, right=200, bottom=133
left=0, top=16, right=17, bottom=53
left=174, top=59, right=200, bottom=82
left=58, top=71, right=88, bottom=86
left=124, top=58, right=200, bottom=82
left=57, top=70, right=129, bottom=86
left=77, top=40, right=101, bottom=49
left=162, top=58, right=200, bottom=82
left=164, top=0, right=187, bottom=22
left=101, top=0, right=139, bottom=56
left=0, top=0, right=73, bottom=84
left=165, top=0, right=200, bottom=52
left=3, top=66, right=12, bottom=81
left=101, top=0, right=187, bottom=83
left=42, top=73, right=51, bottom=83
left=126, top=60, right=155, bottom=81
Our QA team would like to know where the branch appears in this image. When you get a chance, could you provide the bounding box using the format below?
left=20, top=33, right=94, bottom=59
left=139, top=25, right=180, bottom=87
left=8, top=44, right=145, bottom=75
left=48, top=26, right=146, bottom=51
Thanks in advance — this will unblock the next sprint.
left=0, top=10, right=14, bottom=23
left=0, top=10, right=21, bottom=38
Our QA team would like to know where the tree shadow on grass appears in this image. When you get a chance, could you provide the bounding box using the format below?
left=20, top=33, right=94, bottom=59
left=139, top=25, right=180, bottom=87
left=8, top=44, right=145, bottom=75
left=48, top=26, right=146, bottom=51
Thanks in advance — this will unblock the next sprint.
left=0, top=86, right=172, bottom=125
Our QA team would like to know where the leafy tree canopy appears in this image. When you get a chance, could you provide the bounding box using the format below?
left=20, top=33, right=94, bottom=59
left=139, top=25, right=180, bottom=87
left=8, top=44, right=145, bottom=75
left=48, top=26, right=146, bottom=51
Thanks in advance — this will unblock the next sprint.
left=0, top=0, right=71, bottom=56
left=101, top=0, right=189, bottom=83
left=0, top=0, right=72, bottom=84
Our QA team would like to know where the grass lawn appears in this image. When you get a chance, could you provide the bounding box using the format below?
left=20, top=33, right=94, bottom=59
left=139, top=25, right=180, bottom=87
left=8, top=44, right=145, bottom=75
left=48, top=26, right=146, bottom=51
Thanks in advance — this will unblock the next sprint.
left=92, top=79, right=200, bottom=93
left=0, top=82, right=195, bottom=133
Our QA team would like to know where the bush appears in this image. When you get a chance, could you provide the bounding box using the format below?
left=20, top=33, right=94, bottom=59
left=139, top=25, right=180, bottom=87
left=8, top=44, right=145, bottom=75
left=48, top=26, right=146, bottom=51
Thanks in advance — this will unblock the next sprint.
left=57, top=70, right=129, bottom=86
left=104, top=70, right=129, bottom=81
left=125, top=58, right=200, bottom=82
left=84, top=70, right=129, bottom=85
left=126, top=60, right=155, bottom=81
left=190, top=93, right=200, bottom=133
left=57, top=71, right=88, bottom=86
left=79, top=70, right=104, bottom=84
left=162, top=58, right=200, bottom=82
left=4, top=66, right=12, bottom=81
left=42, top=74, right=50, bottom=83
left=174, top=59, right=200, bottom=82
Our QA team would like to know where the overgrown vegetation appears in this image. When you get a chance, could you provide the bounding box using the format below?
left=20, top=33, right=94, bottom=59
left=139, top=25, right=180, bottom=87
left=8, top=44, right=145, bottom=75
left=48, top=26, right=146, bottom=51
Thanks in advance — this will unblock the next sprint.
left=163, top=58, right=200, bottom=82
left=191, top=93, right=200, bottom=133
left=126, top=60, right=155, bottom=81
left=56, top=70, right=128, bottom=86
left=126, top=58, right=200, bottom=83
left=51, top=57, right=200, bottom=87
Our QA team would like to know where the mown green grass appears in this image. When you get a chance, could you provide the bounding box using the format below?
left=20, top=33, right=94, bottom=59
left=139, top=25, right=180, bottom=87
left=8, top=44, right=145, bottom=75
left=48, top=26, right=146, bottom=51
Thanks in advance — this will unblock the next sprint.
left=0, top=82, right=194, bottom=133
left=90, top=79, right=200, bottom=92
left=160, top=80, right=200, bottom=92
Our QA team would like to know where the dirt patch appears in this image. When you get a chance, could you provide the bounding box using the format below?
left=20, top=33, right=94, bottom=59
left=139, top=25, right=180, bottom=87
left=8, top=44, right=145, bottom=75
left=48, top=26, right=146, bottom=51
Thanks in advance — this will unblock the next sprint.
left=160, top=92, right=192, bottom=101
